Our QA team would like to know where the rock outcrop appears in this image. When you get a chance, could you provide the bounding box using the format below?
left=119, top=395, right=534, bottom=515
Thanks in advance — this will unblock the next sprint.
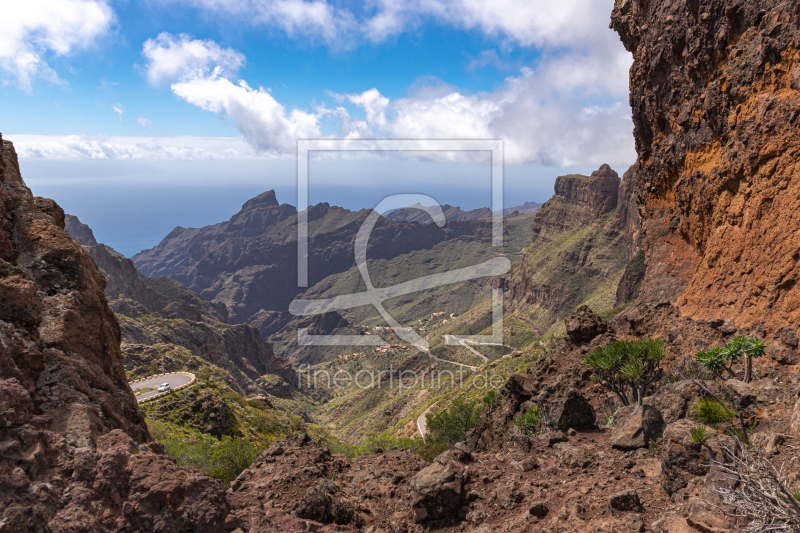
left=611, top=0, right=800, bottom=337
left=0, top=135, right=228, bottom=532
left=502, top=164, right=640, bottom=334
left=70, top=239, right=297, bottom=397
left=64, top=214, right=98, bottom=246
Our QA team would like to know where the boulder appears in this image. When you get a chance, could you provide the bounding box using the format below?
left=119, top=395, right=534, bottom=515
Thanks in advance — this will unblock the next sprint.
left=537, top=430, right=569, bottom=447
left=769, top=340, right=796, bottom=364
left=511, top=457, right=538, bottom=472
left=644, top=380, right=714, bottom=424
left=721, top=379, right=757, bottom=410
left=608, top=489, right=643, bottom=513
left=564, top=305, right=608, bottom=343
left=660, top=420, right=732, bottom=495
left=554, top=443, right=593, bottom=469
left=492, top=483, right=524, bottom=510
left=777, top=326, right=799, bottom=348
left=545, top=388, right=596, bottom=430
left=291, top=479, right=363, bottom=526
left=611, top=405, right=665, bottom=450
left=751, top=433, right=783, bottom=455
left=409, top=457, right=463, bottom=522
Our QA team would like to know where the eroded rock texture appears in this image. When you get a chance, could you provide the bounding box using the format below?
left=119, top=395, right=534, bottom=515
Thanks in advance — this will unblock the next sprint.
left=0, top=135, right=228, bottom=532
left=502, top=165, right=641, bottom=333
left=611, top=0, right=800, bottom=334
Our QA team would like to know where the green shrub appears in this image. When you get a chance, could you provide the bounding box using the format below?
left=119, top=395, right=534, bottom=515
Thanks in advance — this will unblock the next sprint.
left=249, top=414, right=283, bottom=434
left=695, top=336, right=766, bottom=383
left=689, top=425, right=711, bottom=444
left=206, top=437, right=263, bottom=485
left=514, top=405, right=544, bottom=435
left=482, top=390, right=500, bottom=412
left=223, top=391, right=248, bottom=408
left=583, top=339, right=665, bottom=406
left=195, top=368, right=211, bottom=381
left=727, top=426, right=750, bottom=444
left=426, top=398, right=483, bottom=444
left=690, top=398, right=735, bottom=425
left=247, top=398, right=271, bottom=410
left=147, top=419, right=264, bottom=486
left=415, top=441, right=450, bottom=463
left=328, top=432, right=423, bottom=458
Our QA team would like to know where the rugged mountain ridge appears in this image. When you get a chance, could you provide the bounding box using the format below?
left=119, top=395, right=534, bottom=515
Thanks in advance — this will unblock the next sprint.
left=502, top=164, right=642, bottom=334
left=78, top=242, right=297, bottom=397
left=132, top=192, right=532, bottom=326
left=386, top=201, right=542, bottom=223
left=0, top=135, right=229, bottom=532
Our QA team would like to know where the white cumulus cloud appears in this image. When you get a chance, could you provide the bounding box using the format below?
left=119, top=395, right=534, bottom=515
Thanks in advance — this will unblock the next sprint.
left=170, top=75, right=322, bottom=154
left=0, top=0, right=115, bottom=90
left=141, top=32, right=246, bottom=87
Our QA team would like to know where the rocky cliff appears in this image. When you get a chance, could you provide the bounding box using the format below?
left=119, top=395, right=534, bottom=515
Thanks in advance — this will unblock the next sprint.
left=0, top=135, right=229, bottom=532
left=132, top=192, right=527, bottom=326
left=502, top=164, right=641, bottom=333
left=611, top=0, right=800, bottom=336
left=64, top=214, right=97, bottom=246
left=71, top=238, right=298, bottom=397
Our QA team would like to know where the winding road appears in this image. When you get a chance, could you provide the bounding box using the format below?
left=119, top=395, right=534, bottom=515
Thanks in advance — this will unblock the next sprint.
left=131, top=373, right=194, bottom=401
left=417, top=403, right=436, bottom=440
left=458, top=339, right=490, bottom=363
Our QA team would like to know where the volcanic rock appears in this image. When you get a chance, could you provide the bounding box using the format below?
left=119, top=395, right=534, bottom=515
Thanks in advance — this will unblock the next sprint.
left=721, top=379, right=757, bottom=410
left=544, top=388, right=596, bottom=430
left=409, top=457, right=464, bottom=522
left=0, top=134, right=226, bottom=532
left=565, top=305, right=608, bottom=343
left=611, top=405, right=666, bottom=450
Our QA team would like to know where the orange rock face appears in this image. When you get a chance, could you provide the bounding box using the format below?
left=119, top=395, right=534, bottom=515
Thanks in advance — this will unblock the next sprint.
left=612, top=0, right=800, bottom=336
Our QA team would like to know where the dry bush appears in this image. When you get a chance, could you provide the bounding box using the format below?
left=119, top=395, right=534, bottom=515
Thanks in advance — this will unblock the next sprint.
left=710, top=442, right=800, bottom=532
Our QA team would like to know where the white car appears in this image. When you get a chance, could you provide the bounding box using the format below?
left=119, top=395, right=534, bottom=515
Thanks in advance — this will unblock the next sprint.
left=157, top=383, right=171, bottom=392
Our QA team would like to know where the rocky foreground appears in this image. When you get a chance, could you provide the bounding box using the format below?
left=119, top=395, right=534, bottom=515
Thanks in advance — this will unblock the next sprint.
left=4, top=0, right=800, bottom=531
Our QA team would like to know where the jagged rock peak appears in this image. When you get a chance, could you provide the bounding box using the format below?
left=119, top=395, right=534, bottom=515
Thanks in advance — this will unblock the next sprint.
left=65, top=214, right=98, bottom=246
left=241, top=189, right=279, bottom=211
left=552, top=164, right=620, bottom=217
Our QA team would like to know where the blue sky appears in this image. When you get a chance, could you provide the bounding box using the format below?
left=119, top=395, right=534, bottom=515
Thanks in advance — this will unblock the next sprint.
left=1, top=0, right=635, bottom=255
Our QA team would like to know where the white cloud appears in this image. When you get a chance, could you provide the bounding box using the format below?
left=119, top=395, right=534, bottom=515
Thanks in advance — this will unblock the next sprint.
left=169, top=0, right=357, bottom=48
left=137, top=115, right=152, bottom=128
left=112, top=103, right=124, bottom=122
left=141, top=33, right=321, bottom=154
left=141, top=32, right=245, bottom=87
left=361, top=0, right=615, bottom=48
left=341, top=65, right=634, bottom=167
left=7, top=134, right=272, bottom=160
left=143, top=0, right=633, bottom=167
left=0, top=0, right=115, bottom=90
left=466, top=50, right=512, bottom=72
left=167, top=0, right=619, bottom=53
left=171, top=75, right=322, bottom=154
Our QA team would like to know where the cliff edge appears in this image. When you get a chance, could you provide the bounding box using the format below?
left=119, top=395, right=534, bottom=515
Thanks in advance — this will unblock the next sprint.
left=611, top=0, right=800, bottom=335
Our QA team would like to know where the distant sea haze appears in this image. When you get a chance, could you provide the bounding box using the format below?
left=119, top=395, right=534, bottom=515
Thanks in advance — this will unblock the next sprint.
left=18, top=158, right=605, bottom=257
